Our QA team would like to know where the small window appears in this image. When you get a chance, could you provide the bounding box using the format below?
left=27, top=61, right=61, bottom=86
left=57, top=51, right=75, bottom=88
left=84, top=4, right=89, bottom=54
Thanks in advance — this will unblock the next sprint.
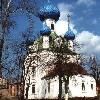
left=48, top=82, right=50, bottom=93
left=91, top=84, right=93, bottom=90
left=82, top=83, right=85, bottom=90
left=45, top=89, right=46, bottom=94
left=51, top=24, right=54, bottom=30
left=32, top=84, right=35, bottom=93
left=32, top=67, right=35, bottom=76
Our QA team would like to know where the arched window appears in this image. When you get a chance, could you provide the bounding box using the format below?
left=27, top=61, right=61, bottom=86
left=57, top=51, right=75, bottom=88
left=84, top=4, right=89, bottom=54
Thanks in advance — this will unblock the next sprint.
left=48, top=82, right=50, bottom=93
left=51, top=23, right=54, bottom=30
left=32, top=67, right=35, bottom=76
left=82, top=83, right=85, bottom=90
left=91, top=84, right=93, bottom=90
left=32, top=84, right=35, bottom=93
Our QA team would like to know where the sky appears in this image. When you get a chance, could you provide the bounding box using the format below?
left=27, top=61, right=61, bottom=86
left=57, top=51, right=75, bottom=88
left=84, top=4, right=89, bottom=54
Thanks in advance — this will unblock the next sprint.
left=1, top=0, right=100, bottom=71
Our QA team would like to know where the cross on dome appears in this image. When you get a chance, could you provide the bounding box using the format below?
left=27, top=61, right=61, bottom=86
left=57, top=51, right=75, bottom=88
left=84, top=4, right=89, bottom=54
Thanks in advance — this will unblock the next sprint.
left=64, top=14, right=75, bottom=40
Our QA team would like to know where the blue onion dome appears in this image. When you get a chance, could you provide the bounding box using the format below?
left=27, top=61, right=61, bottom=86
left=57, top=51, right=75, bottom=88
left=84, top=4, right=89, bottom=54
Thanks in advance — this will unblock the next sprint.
left=40, top=23, right=51, bottom=36
left=38, top=2, right=60, bottom=21
left=64, top=27, right=75, bottom=40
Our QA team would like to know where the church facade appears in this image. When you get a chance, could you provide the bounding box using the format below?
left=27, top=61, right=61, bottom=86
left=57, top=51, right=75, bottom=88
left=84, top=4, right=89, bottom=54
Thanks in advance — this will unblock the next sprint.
left=24, top=1, right=97, bottom=99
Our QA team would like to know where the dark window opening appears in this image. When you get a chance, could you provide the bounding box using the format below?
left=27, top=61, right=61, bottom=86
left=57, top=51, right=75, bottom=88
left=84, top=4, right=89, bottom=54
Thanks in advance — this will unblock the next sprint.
left=51, top=24, right=54, bottom=30
left=48, top=82, right=50, bottom=93
left=82, top=83, right=85, bottom=90
left=32, top=67, right=35, bottom=76
left=91, top=84, right=93, bottom=90
left=45, top=89, right=46, bottom=94
left=32, top=84, right=35, bottom=93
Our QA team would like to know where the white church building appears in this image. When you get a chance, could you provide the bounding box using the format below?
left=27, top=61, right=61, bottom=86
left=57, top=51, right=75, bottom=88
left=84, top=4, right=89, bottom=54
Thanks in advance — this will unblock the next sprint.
left=24, top=1, right=97, bottom=99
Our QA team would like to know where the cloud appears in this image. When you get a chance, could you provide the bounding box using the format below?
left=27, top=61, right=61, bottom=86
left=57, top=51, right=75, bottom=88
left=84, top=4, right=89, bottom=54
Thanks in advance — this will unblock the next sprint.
left=75, top=31, right=100, bottom=55
left=77, top=0, right=96, bottom=6
left=55, top=21, right=68, bottom=36
left=55, top=2, right=100, bottom=57
left=55, top=21, right=77, bottom=36
left=55, top=3, right=77, bottom=36
left=57, top=3, right=74, bottom=20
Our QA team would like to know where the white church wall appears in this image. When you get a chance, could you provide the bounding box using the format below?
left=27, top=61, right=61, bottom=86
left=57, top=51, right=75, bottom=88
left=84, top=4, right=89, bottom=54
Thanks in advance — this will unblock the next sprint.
left=68, top=40, right=74, bottom=51
left=43, top=36, right=49, bottom=49
left=48, top=77, right=59, bottom=99
left=69, top=75, right=97, bottom=98
left=24, top=66, right=48, bottom=99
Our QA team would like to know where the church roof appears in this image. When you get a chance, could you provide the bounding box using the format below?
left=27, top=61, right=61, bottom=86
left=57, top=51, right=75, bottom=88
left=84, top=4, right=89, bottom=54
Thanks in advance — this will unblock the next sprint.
left=42, top=63, right=88, bottom=79
left=38, top=2, right=60, bottom=21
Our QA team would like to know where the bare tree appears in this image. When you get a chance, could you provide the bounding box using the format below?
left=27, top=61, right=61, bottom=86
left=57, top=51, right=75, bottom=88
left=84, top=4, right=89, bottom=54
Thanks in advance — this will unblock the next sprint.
left=1, top=0, right=37, bottom=99
left=1, top=0, right=37, bottom=61
left=24, top=53, right=39, bottom=100
left=89, top=56, right=100, bottom=83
